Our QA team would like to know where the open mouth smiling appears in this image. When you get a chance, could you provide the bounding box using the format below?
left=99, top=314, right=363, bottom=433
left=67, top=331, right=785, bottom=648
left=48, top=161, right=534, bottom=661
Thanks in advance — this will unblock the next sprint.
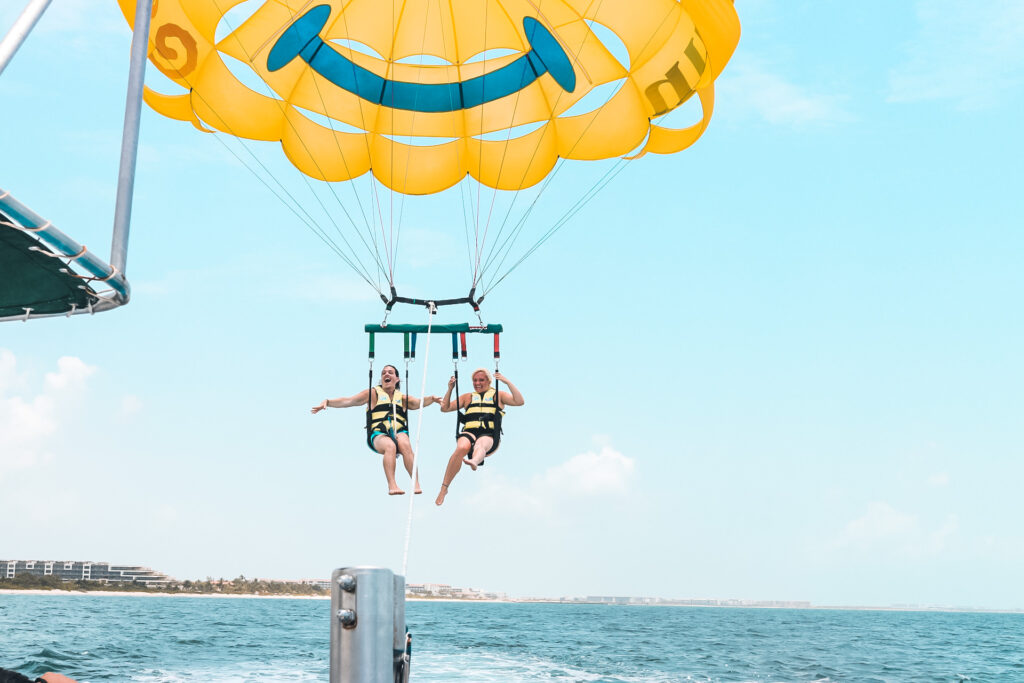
left=267, top=5, right=577, bottom=113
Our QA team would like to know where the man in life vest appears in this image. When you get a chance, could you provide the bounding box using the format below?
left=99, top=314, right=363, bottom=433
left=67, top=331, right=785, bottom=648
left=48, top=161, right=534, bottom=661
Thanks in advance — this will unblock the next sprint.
left=435, top=369, right=524, bottom=505
left=312, top=365, right=440, bottom=495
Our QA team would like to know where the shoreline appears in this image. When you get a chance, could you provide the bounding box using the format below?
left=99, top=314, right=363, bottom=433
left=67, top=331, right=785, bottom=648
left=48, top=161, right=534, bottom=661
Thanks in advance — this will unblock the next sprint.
left=0, top=588, right=329, bottom=599
left=0, top=589, right=501, bottom=603
left=1, top=590, right=1019, bottom=613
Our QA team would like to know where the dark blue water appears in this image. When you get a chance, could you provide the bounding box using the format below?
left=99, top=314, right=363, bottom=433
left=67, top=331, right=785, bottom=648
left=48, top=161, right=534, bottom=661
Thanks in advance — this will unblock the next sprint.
left=1, top=594, right=1023, bottom=682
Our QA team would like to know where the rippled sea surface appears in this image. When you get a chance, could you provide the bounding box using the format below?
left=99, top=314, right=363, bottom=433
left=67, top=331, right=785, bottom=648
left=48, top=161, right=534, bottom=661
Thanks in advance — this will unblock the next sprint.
left=2, top=595, right=1023, bottom=682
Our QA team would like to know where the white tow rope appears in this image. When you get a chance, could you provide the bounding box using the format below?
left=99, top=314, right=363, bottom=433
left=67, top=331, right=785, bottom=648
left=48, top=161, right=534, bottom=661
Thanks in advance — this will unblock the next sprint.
left=402, top=306, right=435, bottom=577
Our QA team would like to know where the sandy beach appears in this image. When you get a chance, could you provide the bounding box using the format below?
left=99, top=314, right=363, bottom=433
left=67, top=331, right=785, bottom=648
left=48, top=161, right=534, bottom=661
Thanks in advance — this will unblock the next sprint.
left=0, top=588, right=329, bottom=600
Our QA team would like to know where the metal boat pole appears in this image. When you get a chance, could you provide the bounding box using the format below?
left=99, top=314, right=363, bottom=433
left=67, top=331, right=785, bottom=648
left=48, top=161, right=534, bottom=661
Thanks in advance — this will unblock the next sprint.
left=0, top=0, right=53, bottom=76
left=330, top=567, right=410, bottom=683
left=109, top=0, right=154, bottom=282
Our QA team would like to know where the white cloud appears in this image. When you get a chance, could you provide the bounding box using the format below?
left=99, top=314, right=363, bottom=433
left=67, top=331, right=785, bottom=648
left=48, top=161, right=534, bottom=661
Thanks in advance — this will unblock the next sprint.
left=467, top=441, right=636, bottom=516
left=888, top=0, right=1024, bottom=109
left=0, top=351, right=97, bottom=478
left=838, top=501, right=918, bottom=547
left=0, top=349, right=20, bottom=394
left=831, top=501, right=959, bottom=558
left=718, top=62, right=851, bottom=127
left=535, top=445, right=636, bottom=497
left=45, top=356, right=97, bottom=391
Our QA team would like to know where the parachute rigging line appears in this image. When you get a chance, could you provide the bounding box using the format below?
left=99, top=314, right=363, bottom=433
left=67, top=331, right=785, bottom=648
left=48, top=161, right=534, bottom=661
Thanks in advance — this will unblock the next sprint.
left=209, top=1, right=392, bottom=290
left=471, top=0, right=622, bottom=294
left=196, top=1, right=393, bottom=295
left=200, top=116, right=385, bottom=296
left=474, top=0, right=677, bottom=295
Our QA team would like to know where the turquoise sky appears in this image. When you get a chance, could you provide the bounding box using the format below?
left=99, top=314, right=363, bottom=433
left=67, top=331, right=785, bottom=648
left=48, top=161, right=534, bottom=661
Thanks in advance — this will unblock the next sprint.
left=2, top=0, right=1023, bottom=609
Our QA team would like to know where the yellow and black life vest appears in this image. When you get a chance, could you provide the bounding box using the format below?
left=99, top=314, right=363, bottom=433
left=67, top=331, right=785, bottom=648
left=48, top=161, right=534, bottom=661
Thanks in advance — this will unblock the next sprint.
left=367, top=386, right=407, bottom=435
left=460, top=388, right=503, bottom=433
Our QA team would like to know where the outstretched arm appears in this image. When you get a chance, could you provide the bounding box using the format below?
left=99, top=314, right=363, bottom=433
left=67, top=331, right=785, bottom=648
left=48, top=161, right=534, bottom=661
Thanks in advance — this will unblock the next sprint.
left=494, top=372, right=524, bottom=407
left=311, top=389, right=370, bottom=414
left=406, top=395, right=441, bottom=410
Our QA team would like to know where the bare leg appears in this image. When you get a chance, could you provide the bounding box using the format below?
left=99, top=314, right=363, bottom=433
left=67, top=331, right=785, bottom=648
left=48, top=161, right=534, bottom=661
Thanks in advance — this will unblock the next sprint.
left=394, top=433, right=422, bottom=494
left=373, top=435, right=404, bottom=495
left=465, top=436, right=494, bottom=469
left=436, top=437, right=472, bottom=506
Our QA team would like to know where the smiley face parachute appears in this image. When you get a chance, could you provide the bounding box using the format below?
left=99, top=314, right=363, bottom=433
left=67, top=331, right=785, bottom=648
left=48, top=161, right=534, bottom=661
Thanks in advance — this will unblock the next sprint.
left=120, top=0, right=739, bottom=312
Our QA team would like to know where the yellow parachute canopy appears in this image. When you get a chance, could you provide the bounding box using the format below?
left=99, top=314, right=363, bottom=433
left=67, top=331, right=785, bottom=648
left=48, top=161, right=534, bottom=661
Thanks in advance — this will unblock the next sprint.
left=121, top=0, right=739, bottom=195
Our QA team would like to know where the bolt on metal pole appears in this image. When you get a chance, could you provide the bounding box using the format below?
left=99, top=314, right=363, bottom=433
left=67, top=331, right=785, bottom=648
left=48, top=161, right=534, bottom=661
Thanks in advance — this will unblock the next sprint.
left=330, top=567, right=410, bottom=683
left=0, top=0, right=53, bottom=76
left=109, top=0, right=154, bottom=283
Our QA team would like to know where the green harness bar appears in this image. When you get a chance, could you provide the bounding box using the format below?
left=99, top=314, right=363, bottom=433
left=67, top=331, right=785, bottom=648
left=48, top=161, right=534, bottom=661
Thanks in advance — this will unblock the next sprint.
left=364, top=323, right=503, bottom=334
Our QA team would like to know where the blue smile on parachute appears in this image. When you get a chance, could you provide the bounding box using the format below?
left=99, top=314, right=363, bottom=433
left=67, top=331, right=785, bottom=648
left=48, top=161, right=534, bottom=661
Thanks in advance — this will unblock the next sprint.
left=267, top=5, right=577, bottom=113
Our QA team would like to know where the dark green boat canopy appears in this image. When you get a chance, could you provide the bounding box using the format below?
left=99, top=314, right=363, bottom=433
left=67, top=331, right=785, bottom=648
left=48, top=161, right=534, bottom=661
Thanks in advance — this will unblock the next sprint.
left=0, top=193, right=129, bottom=322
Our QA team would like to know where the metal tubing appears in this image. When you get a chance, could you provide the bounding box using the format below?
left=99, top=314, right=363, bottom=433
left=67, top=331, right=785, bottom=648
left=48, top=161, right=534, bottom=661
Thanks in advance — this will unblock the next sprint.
left=365, top=323, right=503, bottom=334
left=0, top=189, right=130, bottom=302
left=392, top=574, right=410, bottom=683
left=330, top=567, right=399, bottom=683
left=110, top=0, right=154, bottom=278
left=0, top=0, right=53, bottom=76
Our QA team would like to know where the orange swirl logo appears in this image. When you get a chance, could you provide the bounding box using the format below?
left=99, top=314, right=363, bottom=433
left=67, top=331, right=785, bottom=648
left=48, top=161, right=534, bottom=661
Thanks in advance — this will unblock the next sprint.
left=153, top=23, right=197, bottom=79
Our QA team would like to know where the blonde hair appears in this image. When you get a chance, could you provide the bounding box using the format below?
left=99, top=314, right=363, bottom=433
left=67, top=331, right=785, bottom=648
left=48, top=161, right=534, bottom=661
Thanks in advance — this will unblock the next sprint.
left=471, top=368, right=491, bottom=383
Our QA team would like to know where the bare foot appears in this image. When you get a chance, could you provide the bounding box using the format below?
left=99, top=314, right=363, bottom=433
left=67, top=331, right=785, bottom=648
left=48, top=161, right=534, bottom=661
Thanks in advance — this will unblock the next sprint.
left=389, top=486, right=406, bottom=495
left=414, top=487, right=423, bottom=494
left=463, top=457, right=478, bottom=471
left=435, top=484, right=448, bottom=506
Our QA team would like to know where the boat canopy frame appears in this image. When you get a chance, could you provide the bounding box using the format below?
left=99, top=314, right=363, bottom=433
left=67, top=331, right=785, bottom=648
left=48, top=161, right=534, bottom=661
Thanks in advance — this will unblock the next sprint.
left=0, top=0, right=153, bottom=323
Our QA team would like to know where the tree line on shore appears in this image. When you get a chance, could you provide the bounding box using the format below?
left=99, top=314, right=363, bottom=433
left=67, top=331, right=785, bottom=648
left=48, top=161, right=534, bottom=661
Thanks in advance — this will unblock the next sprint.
left=0, top=574, right=328, bottom=596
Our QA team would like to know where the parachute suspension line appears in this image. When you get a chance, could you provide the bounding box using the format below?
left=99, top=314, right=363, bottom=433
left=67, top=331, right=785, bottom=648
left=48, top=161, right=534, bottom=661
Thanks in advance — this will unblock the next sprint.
left=294, top=170, right=388, bottom=282
left=305, top=74, right=391, bottom=279
left=430, top=0, right=478, bottom=287
left=471, top=0, right=577, bottom=290
left=199, top=1, right=390, bottom=294
left=401, top=304, right=436, bottom=578
left=478, top=0, right=675, bottom=296
left=218, top=132, right=381, bottom=293
left=474, top=0, right=610, bottom=292
left=473, top=33, right=535, bottom=290
left=332, top=2, right=397, bottom=291
left=197, top=115, right=384, bottom=296
left=470, top=0, right=493, bottom=284
left=390, top=0, right=437, bottom=290
left=386, top=1, right=416, bottom=287
left=486, top=157, right=632, bottom=294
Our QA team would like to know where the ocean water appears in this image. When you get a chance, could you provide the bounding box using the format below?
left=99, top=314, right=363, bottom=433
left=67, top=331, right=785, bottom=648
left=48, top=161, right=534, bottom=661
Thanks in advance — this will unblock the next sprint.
left=1, top=595, right=1023, bottom=682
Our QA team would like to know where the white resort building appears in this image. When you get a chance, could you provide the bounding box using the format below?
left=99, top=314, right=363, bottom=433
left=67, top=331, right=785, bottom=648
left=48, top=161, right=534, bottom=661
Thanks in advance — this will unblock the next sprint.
left=2, top=560, right=173, bottom=587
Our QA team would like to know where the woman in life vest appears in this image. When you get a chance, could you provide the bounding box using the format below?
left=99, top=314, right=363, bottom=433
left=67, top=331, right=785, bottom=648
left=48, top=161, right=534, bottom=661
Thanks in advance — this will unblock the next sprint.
left=435, top=369, right=524, bottom=505
left=312, top=364, right=440, bottom=495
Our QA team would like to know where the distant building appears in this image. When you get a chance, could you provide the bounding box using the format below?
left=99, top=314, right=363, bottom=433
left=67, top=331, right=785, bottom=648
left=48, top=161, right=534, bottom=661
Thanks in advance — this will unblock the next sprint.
left=407, top=583, right=453, bottom=596
left=586, top=596, right=632, bottom=604
left=1, top=560, right=173, bottom=587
